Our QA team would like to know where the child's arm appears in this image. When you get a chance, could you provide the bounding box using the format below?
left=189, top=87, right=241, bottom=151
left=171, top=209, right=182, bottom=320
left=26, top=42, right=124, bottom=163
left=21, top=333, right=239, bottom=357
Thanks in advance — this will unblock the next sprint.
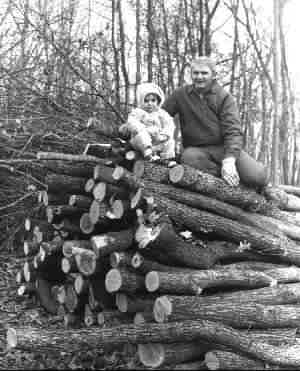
left=157, top=109, right=176, bottom=139
left=119, top=108, right=146, bottom=137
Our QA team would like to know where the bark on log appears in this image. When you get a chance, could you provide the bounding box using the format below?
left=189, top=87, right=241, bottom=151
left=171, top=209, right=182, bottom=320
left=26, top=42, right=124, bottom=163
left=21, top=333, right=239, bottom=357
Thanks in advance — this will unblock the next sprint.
left=115, top=292, right=156, bottom=313
left=35, top=278, right=59, bottom=314
left=91, top=229, right=134, bottom=258
left=39, top=159, right=96, bottom=178
left=105, top=267, right=145, bottom=293
left=133, top=160, right=171, bottom=184
left=204, top=349, right=292, bottom=370
left=279, top=185, right=300, bottom=197
left=37, top=151, right=101, bottom=162
left=88, top=274, right=115, bottom=310
left=46, top=205, right=88, bottom=224
left=112, top=165, right=144, bottom=190
left=68, top=194, right=93, bottom=208
left=148, top=194, right=300, bottom=265
left=153, top=287, right=300, bottom=323
left=89, top=200, right=110, bottom=224
left=46, top=173, right=87, bottom=194
left=92, top=182, right=128, bottom=202
left=62, top=240, right=93, bottom=258
left=264, top=185, right=300, bottom=211
left=136, top=221, right=278, bottom=270
left=42, top=191, right=73, bottom=207
left=146, top=269, right=276, bottom=295
left=171, top=360, right=207, bottom=370
left=154, top=296, right=300, bottom=328
left=7, top=319, right=300, bottom=366
left=133, top=310, right=155, bottom=325
left=97, top=310, right=133, bottom=327
left=131, top=252, right=193, bottom=274
left=137, top=179, right=300, bottom=240
left=93, top=163, right=117, bottom=183
left=110, top=251, right=135, bottom=269
left=138, top=341, right=212, bottom=368
left=169, top=164, right=273, bottom=213
left=239, top=329, right=298, bottom=346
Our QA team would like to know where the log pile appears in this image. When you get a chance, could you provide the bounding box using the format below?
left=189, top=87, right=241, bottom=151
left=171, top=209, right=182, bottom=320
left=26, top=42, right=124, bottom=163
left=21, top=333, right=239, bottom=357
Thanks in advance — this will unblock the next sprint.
left=10, top=142, right=300, bottom=369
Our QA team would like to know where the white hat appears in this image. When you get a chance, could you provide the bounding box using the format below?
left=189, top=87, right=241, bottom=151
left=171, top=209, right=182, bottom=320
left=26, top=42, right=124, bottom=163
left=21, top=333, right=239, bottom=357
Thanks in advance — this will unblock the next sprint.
left=137, top=82, right=165, bottom=108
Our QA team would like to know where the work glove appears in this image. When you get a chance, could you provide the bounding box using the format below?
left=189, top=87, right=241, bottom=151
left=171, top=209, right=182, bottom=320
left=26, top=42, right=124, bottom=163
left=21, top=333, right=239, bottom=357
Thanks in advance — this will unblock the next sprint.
left=221, top=157, right=240, bottom=187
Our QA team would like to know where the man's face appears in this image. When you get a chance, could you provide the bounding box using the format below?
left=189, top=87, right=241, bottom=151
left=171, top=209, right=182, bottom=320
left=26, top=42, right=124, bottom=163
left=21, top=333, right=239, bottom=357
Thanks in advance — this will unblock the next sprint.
left=143, top=93, right=159, bottom=113
left=191, top=64, right=213, bottom=90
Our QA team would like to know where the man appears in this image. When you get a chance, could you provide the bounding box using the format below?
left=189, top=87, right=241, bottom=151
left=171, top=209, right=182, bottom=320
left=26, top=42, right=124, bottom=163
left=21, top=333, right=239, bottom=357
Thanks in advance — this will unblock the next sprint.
left=162, top=56, right=268, bottom=189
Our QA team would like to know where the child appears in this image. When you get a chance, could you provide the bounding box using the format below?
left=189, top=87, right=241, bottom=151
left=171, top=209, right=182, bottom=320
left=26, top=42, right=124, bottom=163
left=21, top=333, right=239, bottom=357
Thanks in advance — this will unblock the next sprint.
left=119, top=82, right=176, bottom=160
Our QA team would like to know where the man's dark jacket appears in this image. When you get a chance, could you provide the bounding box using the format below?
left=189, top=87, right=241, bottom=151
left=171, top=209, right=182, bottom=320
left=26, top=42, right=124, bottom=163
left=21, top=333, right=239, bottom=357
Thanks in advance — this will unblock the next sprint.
left=162, top=80, right=243, bottom=159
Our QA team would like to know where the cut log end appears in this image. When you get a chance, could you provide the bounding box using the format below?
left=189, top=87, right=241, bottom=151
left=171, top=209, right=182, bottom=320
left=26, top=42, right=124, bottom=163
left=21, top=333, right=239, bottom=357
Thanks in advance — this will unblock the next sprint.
left=115, top=292, right=128, bottom=312
left=138, top=343, right=165, bottom=368
left=112, top=166, right=124, bottom=181
left=85, top=178, right=95, bottom=193
left=111, top=199, right=124, bottom=219
left=69, top=195, right=76, bottom=206
left=153, top=296, right=173, bottom=323
left=93, top=182, right=106, bottom=202
left=205, top=351, right=219, bottom=370
left=80, top=213, right=94, bottom=234
left=131, top=252, right=143, bottom=269
left=6, top=328, right=17, bottom=349
left=105, top=268, right=122, bottom=293
left=169, top=164, right=184, bottom=184
left=61, top=258, right=71, bottom=274
left=145, top=271, right=160, bottom=292
left=24, top=218, right=31, bottom=231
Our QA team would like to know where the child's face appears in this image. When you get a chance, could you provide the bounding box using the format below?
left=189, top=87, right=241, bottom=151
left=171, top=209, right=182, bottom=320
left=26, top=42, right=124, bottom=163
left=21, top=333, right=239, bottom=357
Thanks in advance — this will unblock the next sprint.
left=143, top=93, right=159, bottom=113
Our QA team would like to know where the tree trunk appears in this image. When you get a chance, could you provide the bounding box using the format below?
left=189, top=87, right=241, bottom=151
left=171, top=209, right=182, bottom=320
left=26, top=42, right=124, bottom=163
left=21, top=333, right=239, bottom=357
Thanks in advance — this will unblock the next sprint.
left=138, top=341, right=212, bottom=368
left=205, top=349, right=284, bottom=370
left=46, top=173, right=87, bottom=194
left=7, top=319, right=300, bottom=366
left=91, top=228, right=134, bottom=258
left=154, top=298, right=300, bottom=329
left=139, top=179, right=300, bottom=240
left=136, top=221, right=276, bottom=269
left=145, top=269, right=275, bottom=295
left=153, top=285, right=300, bottom=323
left=150, top=194, right=300, bottom=265
left=105, top=267, right=145, bottom=293
left=115, top=292, right=156, bottom=313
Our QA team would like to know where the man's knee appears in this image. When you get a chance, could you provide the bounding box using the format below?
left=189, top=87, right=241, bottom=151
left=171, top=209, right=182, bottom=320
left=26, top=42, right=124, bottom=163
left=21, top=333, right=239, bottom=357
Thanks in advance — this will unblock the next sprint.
left=237, top=151, right=269, bottom=188
left=181, top=147, right=220, bottom=176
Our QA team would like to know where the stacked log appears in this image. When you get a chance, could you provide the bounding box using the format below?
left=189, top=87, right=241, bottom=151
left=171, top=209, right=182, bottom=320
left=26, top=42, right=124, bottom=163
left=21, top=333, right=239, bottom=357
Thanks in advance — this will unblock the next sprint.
left=11, top=149, right=300, bottom=369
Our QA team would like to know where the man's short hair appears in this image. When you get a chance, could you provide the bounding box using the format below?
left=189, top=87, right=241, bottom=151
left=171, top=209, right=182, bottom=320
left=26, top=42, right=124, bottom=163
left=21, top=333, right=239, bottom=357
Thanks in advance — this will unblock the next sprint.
left=191, top=56, right=216, bottom=74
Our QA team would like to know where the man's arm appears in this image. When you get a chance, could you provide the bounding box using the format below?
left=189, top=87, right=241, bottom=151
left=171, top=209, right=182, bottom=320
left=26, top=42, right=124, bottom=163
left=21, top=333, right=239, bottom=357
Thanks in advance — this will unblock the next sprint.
left=219, top=93, right=243, bottom=160
left=161, top=92, right=179, bottom=117
left=219, top=93, right=243, bottom=187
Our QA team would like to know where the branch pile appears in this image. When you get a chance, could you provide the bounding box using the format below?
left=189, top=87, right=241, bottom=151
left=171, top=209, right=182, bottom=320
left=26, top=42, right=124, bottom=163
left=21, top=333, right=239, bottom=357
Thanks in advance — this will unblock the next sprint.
left=9, top=141, right=300, bottom=369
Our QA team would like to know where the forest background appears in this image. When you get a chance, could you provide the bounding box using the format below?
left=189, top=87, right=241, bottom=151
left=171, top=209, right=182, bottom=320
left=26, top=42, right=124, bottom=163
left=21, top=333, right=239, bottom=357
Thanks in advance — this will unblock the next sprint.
left=0, top=0, right=299, bottom=249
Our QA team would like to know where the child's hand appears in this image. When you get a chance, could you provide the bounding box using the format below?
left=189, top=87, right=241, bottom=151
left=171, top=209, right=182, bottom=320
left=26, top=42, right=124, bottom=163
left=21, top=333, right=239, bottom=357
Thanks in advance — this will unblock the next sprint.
left=119, top=123, right=130, bottom=137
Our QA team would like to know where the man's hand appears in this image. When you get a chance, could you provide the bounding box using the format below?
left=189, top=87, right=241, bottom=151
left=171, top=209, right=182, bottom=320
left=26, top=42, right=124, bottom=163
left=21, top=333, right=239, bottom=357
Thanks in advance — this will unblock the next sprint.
left=221, top=157, right=240, bottom=186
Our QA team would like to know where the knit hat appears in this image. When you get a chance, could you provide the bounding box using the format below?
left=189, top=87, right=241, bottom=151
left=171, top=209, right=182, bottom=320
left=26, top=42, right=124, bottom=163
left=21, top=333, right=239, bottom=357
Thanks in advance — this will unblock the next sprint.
left=191, top=56, right=216, bottom=74
left=136, top=82, right=165, bottom=108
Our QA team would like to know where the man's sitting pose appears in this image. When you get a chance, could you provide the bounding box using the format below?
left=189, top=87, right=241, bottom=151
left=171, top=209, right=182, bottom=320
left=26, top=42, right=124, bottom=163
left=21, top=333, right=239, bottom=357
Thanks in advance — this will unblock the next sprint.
left=162, top=56, right=269, bottom=189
